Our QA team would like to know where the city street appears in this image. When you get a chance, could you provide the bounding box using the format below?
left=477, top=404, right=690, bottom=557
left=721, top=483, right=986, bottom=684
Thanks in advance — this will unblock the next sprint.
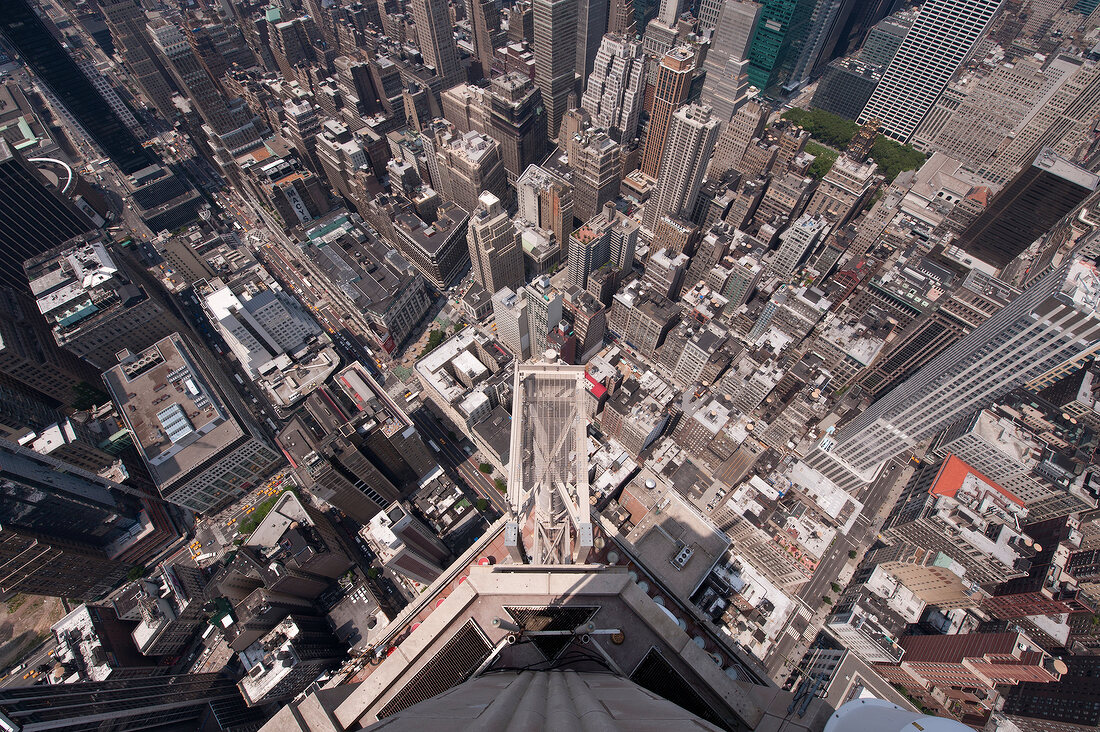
left=409, top=406, right=510, bottom=515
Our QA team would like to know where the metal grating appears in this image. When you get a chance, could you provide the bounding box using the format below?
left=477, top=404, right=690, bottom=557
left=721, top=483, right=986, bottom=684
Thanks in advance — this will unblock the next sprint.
left=504, top=605, right=599, bottom=660
left=377, top=620, right=492, bottom=719
left=630, top=647, right=733, bottom=731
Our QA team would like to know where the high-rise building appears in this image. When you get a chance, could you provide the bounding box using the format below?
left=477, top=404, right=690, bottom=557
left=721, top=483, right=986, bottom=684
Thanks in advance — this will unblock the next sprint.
left=802, top=155, right=879, bottom=226
left=700, top=0, right=760, bottom=124
left=362, top=503, right=451, bottom=585
left=822, top=258, right=1100, bottom=481
left=643, top=104, right=721, bottom=231
left=767, top=214, right=826, bottom=279
left=487, top=74, right=548, bottom=182
left=98, top=0, right=178, bottom=118
left=0, top=0, right=151, bottom=174
left=493, top=286, right=531, bottom=359
left=517, top=164, right=574, bottom=253
left=24, top=239, right=177, bottom=371
left=430, top=128, right=508, bottom=215
left=148, top=22, right=263, bottom=157
left=580, top=34, right=646, bottom=143
left=471, top=0, right=501, bottom=79
left=956, top=149, right=1098, bottom=271
left=468, top=192, right=525, bottom=295
left=640, top=47, right=695, bottom=179
left=745, top=0, right=819, bottom=92
left=533, top=0, right=578, bottom=139
left=0, top=437, right=174, bottom=601
left=709, top=99, right=767, bottom=175
left=567, top=128, right=623, bottom=223
left=853, top=271, right=1014, bottom=402
left=0, top=140, right=96, bottom=291
left=524, top=275, right=564, bottom=346
left=0, top=288, right=101, bottom=405
left=411, top=0, right=464, bottom=88
left=569, top=203, right=639, bottom=288
left=0, top=672, right=263, bottom=731
left=103, top=334, right=283, bottom=514
left=858, top=0, right=1002, bottom=142
left=1002, top=656, right=1100, bottom=729
left=576, top=0, right=610, bottom=80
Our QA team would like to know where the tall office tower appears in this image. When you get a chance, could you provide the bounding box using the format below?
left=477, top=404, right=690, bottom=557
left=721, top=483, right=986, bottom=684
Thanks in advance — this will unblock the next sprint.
left=640, top=47, right=695, bottom=179
left=487, top=73, right=548, bottom=182
left=608, top=0, right=638, bottom=35
left=858, top=0, right=1002, bottom=142
left=0, top=0, right=151, bottom=174
left=468, top=192, right=525, bottom=295
left=643, top=104, right=720, bottom=231
left=471, top=0, right=501, bottom=78
left=580, top=35, right=646, bottom=143
left=0, top=141, right=95, bottom=291
left=0, top=438, right=162, bottom=600
left=517, top=165, right=574, bottom=251
left=0, top=672, right=263, bottom=731
left=148, top=22, right=262, bottom=156
left=745, top=0, right=819, bottom=91
left=1002, top=656, right=1100, bottom=729
left=525, top=276, right=564, bottom=346
left=411, top=0, right=464, bottom=89
left=533, top=0, right=578, bottom=139
left=709, top=98, right=767, bottom=175
left=508, top=0, right=536, bottom=44
left=855, top=272, right=1014, bottom=402
left=433, top=129, right=509, bottom=215
left=576, top=0, right=610, bottom=79
left=823, top=258, right=1100, bottom=481
left=98, top=0, right=178, bottom=118
left=979, top=61, right=1100, bottom=186
left=0, top=288, right=100, bottom=405
left=493, top=287, right=532, bottom=359
left=783, top=0, right=852, bottom=93
left=767, top=214, right=825, bottom=278
left=803, top=155, right=878, bottom=226
left=957, top=149, right=1098, bottom=271
left=568, top=129, right=624, bottom=222
left=700, top=0, right=761, bottom=124
left=103, top=334, right=283, bottom=514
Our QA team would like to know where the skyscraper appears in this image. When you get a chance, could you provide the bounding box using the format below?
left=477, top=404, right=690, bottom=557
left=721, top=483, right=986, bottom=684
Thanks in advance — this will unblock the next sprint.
left=700, top=0, right=761, bottom=124
left=957, top=149, right=1099, bottom=271
left=641, top=46, right=695, bottom=179
left=533, top=0, right=578, bottom=138
left=576, top=0, right=610, bottom=79
left=568, top=128, right=624, bottom=223
left=823, top=258, right=1100, bottom=480
left=493, top=287, right=532, bottom=359
left=0, top=0, right=151, bottom=174
left=858, top=0, right=1002, bottom=142
left=0, top=140, right=95, bottom=291
left=98, top=0, right=178, bottom=119
left=471, top=0, right=501, bottom=79
left=643, top=104, right=720, bottom=231
left=468, top=192, right=525, bottom=295
left=411, top=0, right=464, bottom=89
left=0, top=438, right=161, bottom=600
left=745, top=0, right=820, bottom=92
left=580, top=34, right=646, bottom=143
left=0, top=673, right=263, bottom=731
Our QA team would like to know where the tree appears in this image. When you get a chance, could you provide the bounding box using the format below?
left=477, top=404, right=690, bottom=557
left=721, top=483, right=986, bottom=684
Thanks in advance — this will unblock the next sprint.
left=848, top=550, right=857, bottom=559
left=127, top=566, right=146, bottom=581
left=494, top=478, right=506, bottom=493
left=830, top=582, right=842, bottom=593
left=821, top=595, right=832, bottom=605
left=478, top=462, right=492, bottom=474
left=475, top=498, right=489, bottom=512
left=367, top=568, right=380, bottom=579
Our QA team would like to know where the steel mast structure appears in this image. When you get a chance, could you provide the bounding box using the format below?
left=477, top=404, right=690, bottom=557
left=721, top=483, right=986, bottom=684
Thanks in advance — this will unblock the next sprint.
left=505, top=363, right=593, bottom=564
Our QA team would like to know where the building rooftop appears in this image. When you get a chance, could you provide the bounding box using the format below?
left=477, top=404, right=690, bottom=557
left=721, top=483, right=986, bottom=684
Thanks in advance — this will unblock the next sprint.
left=102, top=334, right=247, bottom=490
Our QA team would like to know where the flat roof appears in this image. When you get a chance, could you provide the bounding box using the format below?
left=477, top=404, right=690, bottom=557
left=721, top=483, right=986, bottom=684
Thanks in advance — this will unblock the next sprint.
left=103, top=334, right=245, bottom=488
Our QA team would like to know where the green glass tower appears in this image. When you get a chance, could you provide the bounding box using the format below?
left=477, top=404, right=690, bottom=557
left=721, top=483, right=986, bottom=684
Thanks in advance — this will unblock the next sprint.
left=745, top=0, right=819, bottom=92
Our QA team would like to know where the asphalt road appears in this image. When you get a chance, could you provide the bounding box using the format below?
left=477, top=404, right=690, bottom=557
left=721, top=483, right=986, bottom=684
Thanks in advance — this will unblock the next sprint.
left=409, top=406, right=510, bottom=515
left=0, top=641, right=58, bottom=689
left=762, top=456, right=910, bottom=678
